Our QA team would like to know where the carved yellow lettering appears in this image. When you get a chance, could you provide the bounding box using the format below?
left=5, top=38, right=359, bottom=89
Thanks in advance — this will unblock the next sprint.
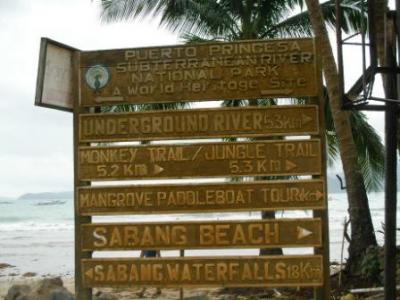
left=129, top=265, right=139, bottom=281
left=94, top=265, right=105, bottom=281
left=109, top=227, right=122, bottom=247
left=199, top=225, right=213, bottom=245
left=232, top=224, right=246, bottom=245
left=181, top=264, right=191, bottom=281
left=93, top=227, right=107, bottom=247
left=241, top=263, right=253, bottom=280
left=205, top=263, right=215, bottom=281
left=141, top=227, right=155, bottom=246
left=153, top=264, right=163, bottom=281
left=172, top=226, right=187, bottom=245
left=216, top=263, right=228, bottom=281
left=106, top=265, right=116, bottom=282
left=215, top=224, right=230, bottom=245
left=117, top=264, right=128, bottom=281
left=275, top=262, right=286, bottom=280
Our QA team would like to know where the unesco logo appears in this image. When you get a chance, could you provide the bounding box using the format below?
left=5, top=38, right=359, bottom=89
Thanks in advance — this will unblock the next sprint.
left=85, top=65, right=110, bottom=91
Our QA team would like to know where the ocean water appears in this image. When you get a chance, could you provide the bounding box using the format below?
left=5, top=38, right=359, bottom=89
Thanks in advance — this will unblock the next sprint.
left=0, top=192, right=398, bottom=276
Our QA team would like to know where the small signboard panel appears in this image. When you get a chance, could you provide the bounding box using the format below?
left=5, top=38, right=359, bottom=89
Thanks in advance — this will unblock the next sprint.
left=79, top=105, right=319, bottom=142
left=82, top=255, right=323, bottom=288
left=77, top=179, right=325, bottom=215
left=81, top=218, right=322, bottom=251
left=35, top=38, right=77, bottom=112
left=79, top=38, right=318, bottom=106
left=78, top=139, right=322, bottom=181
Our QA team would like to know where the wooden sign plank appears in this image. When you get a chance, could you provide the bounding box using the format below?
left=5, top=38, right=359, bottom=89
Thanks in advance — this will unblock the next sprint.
left=78, top=179, right=325, bottom=216
left=81, top=218, right=322, bottom=251
left=79, top=105, right=319, bottom=142
left=78, top=139, right=322, bottom=181
left=82, top=255, right=323, bottom=288
left=79, top=38, right=318, bottom=106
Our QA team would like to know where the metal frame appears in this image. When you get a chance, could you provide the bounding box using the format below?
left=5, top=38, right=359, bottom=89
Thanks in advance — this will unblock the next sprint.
left=336, top=1, right=399, bottom=299
left=35, top=38, right=79, bottom=112
left=336, top=0, right=400, bottom=109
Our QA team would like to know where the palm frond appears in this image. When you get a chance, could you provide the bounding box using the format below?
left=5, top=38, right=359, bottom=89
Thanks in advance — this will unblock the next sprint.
left=221, top=99, right=248, bottom=107
left=101, top=102, right=189, bottom=113
left=350, top=110, right=384, bottom=191
left=266, top=0, right=365, bottom=38
left=99, top=0, right=162, bottom=22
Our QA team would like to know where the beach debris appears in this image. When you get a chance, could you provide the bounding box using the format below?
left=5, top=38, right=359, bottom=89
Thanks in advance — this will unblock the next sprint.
left=5, top=284, right=32, bottom=300
left=5, top=277, right=73, bottom=300
left=182, top=295, right=209, bottom=300
left=0, top=263, right=15, bottom=269
left=340, top=293, right=356, bottom=300
left=94, top=291, right=118, bottom=300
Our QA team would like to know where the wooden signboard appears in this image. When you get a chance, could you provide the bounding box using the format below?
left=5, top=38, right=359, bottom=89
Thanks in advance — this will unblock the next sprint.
left=78, top=179, right=325, bottom=215
left=81, top=218, right=322, bottom=251
left=79, top=105, right=319, bottom=142
left=35, top=38, right=77, bottom=112
left=35, top=36, right=329, bottom=299
left=78, top=139, right=322, bottom=181
left=79, top=38, right=318, bottom=106
left=82, top=255, right=323, bottom=288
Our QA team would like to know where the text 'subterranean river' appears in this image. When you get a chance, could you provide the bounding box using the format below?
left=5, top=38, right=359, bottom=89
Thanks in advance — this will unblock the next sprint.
left=79, top=38, right=318, bottom=106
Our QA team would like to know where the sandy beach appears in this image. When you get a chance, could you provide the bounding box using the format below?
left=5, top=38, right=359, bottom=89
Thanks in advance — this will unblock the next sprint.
left=0, top=274, right=272, bottom=299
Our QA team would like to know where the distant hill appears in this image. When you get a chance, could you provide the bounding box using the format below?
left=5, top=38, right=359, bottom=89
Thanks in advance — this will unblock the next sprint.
left=0, top=196, right=15, bottom=202
left=18, top=191, right=73, bottom=200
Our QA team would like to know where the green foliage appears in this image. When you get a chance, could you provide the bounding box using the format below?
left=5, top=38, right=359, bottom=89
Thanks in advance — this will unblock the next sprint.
left=99, top=0, right=366, bottom=40
left=360, top=237, right=400, bottom=284
left=97, top=0, right=384, bottom=192
left=360, top=245, right=383, bottom=283
left=324, top=88, right=384, bottom=192
left=350, top=110, right=384, bottom=191
left=101, top=102, right=189, bottom=113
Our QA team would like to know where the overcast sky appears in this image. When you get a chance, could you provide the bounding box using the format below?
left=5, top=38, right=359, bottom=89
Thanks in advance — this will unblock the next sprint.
left=0, top=0, right=179, bottom=197
left=0, top=0, right=386, bottom=198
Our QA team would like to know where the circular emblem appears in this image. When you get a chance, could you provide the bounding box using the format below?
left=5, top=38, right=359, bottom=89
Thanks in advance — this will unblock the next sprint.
left=85, top=65, right=110, bottom=91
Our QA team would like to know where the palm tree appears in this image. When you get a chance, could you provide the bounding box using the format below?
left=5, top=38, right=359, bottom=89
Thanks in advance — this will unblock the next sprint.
left=97, top=0, right=382, bottom=275
left=305, top=0, right=378, bottom=277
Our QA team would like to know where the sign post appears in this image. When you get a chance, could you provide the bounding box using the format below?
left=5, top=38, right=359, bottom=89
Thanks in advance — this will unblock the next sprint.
left=36, top=37, right=328, bottom=299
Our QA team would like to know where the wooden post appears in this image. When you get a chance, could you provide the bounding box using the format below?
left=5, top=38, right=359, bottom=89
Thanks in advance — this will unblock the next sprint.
left=180, top=249, right=184, bottom=300
left=73, top=51, right=92, bottom=300
left=312, top=38, right=331, bottom=300
left=384, top=13, right=398, bottom=300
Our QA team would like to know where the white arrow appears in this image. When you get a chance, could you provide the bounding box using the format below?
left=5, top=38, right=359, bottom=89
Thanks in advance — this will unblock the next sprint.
left=85, top=268, right=94, bottom=280
left=297, top=226, right=313, bottom=240
left=313, top=190, right=324, bottom=201
left=153, top=164, right=164, bottom=175
left=285, top=160, right=297, bottom=171
left=302, top=114, right=313, bottom=125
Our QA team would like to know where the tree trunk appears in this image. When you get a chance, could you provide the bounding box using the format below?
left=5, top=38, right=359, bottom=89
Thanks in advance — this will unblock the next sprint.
left=304, top=0, right=377, bottom=276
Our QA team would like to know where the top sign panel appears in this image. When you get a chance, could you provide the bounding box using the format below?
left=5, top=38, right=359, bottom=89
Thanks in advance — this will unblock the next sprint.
left=79, top=38, right=318, bottom=107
